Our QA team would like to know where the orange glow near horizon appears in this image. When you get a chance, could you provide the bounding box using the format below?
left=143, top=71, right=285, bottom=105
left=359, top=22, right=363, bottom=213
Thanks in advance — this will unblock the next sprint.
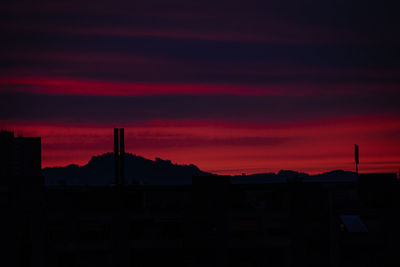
left=2, top=115, right=399, bottom=175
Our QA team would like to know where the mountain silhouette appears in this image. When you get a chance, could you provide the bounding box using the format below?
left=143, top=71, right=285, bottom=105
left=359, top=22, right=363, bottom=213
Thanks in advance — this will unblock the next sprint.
left=231, top=169, right=356, bottom=184
left=43, top=153, right=212, bottom=186
left=43, top=153, right=356, bottom=186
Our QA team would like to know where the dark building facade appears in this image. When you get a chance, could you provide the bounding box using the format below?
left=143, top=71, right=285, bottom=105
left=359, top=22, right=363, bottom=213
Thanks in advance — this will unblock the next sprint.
left=10, top=174, right=397, bottom=267
left=1, top=130, right=43, bottom=267
left=0, top=130, right=41, bottom=177
left=2, top=131, right=399, bottom=266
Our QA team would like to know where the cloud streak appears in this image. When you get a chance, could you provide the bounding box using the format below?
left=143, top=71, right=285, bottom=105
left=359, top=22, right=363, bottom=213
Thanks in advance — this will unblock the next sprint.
left=1, top=92, right=399, bottom=124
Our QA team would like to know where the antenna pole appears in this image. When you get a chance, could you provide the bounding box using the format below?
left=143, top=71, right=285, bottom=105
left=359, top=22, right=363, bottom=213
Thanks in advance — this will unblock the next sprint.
left=114, top=128, right=119, bottom=185
left=354, top=144, right=359, bottom=174
left=119, top=128, right=125, bottom=185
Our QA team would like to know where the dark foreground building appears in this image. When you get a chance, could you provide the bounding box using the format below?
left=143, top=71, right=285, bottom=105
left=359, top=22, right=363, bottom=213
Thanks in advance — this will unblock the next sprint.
left=4, top=172, right=400, bottom=267
left=2, top=130, right=400, bottom=266
left=0, top=131, right=43, bottom=267
left=0, top=130, right=41, bottom=177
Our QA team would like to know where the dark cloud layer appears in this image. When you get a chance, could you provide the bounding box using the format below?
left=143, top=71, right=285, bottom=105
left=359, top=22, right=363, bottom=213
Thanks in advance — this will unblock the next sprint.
left=2, top=0, right=399, bottom=123
left=1, top=0, right=399, bottom=88
left=1, top=92, right=399, bottom=124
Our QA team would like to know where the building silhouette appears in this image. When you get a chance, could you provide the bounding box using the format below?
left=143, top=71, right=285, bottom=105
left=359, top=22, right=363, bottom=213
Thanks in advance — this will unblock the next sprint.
left=1, top=129, right=400, bottom=266
left=36, top=174, right=399, bottom=267
left=1, top=130, right=43, bottom=267
left=0, top=130, right=41, bottom=177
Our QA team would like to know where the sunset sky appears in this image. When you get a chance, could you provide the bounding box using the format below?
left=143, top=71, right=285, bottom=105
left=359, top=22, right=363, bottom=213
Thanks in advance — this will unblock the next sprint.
left=1, top=0, right=399, bottom=174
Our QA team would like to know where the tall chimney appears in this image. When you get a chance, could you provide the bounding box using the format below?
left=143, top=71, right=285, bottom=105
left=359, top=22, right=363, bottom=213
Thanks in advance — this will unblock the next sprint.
left=119, top=128, right=125, bottom=185
left=114, top=128, right=119, bottom=185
